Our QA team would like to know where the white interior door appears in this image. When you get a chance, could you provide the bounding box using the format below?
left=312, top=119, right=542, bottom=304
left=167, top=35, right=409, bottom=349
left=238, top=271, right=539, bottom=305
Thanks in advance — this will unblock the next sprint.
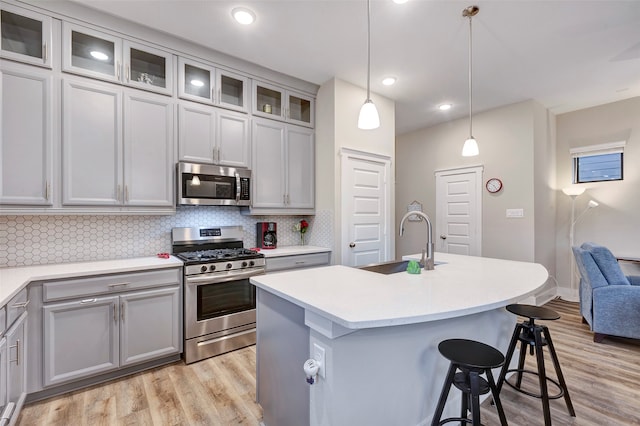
left=341, top=149, right=391, bottom=267
left=435, top=166, right=483, bottom=256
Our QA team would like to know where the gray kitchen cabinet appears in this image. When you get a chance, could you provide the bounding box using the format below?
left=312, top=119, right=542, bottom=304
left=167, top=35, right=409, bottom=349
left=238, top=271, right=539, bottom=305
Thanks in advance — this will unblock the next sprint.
left=252, top=80, right=314, bottom=128
left=119, top=286, right=181, bottom=367
left=0, top=61, right=53, bottom=206
left=0, top=337, right=6, bottom=422
left=0, top=3, right=53, bottom=68
left=178, top=57, right=249, bottom=113
left=43, top=287, right=180, bottom=387
left=5, top=311, right=27, bottom=426
left=178, top=100, right=250, bottom=168
left=62, top=22, right=174, bottom=96
left=251, top=117, right=314, bottom=212
left=43, top=296, right=119, bottom=387
left=62, top=77, right=174, bottom=207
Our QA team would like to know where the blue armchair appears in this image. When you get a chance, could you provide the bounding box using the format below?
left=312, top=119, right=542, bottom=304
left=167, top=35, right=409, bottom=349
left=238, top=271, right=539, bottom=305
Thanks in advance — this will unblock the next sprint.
left=572, top=242, right=640, bottom=342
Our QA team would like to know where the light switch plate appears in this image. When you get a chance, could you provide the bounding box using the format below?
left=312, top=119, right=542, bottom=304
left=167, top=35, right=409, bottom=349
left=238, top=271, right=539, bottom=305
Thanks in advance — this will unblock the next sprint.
left=506, top=208, right=524, bottom=218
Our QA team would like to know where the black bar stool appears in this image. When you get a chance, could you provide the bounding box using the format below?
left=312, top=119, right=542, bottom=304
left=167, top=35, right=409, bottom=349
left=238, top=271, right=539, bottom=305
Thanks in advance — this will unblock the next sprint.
left=431, top=338, right=508, bottom=426
left=496, top=304, right=576, bottom=426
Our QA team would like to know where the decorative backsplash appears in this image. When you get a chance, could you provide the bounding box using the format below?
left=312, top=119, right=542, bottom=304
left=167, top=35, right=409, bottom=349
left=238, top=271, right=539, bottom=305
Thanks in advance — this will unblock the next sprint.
left=0, top=209, right=333, bottom=268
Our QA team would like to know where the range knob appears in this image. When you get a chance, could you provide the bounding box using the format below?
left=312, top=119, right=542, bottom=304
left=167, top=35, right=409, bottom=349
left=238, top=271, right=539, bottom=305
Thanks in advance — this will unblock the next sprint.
left=226, top=263, right=233, bottom=269
left=249, top=260, right=255, bottom=267
left=209, top=265, right=216, bottom=272
left=242, top=261, right=248, bottom=267
left=200, top=265, right=208, bottom=273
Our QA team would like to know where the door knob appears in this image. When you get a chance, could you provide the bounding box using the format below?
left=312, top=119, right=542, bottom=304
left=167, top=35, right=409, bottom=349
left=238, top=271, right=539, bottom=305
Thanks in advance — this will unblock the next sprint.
left=349, top=242, right=356, bottom=248
left=440, top=235, right=447, bottom=240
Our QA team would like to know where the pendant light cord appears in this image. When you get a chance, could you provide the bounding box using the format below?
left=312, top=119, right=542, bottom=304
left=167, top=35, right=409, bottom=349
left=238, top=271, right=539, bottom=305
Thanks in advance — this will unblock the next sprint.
left=468, top=12, right=473, bottom=138
left=366, top=0, right=372, bottom=101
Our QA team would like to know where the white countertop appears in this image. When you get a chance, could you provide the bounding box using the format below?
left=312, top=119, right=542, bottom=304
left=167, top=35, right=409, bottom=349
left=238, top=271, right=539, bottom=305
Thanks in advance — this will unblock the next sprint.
left=0, top=256, right=183, bottom=307
left=250, top=252, right=548, bottom=330
left=259, top=245, right=331, bottom=258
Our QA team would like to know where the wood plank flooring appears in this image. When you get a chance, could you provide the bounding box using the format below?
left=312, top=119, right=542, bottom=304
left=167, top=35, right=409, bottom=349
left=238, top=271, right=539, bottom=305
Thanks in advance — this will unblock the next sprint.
left=19, top=299, right=640, bottom=425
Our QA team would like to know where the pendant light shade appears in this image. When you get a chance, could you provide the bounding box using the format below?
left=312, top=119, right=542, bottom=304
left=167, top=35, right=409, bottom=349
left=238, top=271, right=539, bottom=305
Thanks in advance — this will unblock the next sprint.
left=358, top=0, right=380, bottom=130
left=461, top=5, right=479, bottom=157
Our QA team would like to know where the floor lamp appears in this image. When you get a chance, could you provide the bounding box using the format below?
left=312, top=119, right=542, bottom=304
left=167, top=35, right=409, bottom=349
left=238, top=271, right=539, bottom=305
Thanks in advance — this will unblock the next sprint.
left=563, top=187, right=599, bottom=290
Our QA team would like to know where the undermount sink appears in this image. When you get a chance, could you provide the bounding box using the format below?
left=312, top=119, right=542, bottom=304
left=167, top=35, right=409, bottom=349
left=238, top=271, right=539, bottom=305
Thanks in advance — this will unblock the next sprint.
left=358, top=259, right=446, bottom=275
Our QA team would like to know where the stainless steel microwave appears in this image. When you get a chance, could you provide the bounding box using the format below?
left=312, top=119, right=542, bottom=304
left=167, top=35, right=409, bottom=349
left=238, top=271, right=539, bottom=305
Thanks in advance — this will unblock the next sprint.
left=177, top=162, right=251, bottom=206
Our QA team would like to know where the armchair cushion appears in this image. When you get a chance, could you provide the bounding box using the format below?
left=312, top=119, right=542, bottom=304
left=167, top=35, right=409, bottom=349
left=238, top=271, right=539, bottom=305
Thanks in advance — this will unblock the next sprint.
left=581, top=242, right=631, bottom=286
left=628, top=275, right=640, bottom=286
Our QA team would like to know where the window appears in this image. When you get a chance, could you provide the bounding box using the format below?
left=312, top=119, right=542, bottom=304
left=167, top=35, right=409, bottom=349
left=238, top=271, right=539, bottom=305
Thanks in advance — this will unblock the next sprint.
left=570, top=141, right=625, bottom=184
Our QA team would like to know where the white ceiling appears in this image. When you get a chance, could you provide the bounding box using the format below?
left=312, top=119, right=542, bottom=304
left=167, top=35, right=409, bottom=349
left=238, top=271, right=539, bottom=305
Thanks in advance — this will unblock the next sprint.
left=71, top=0, right=640, bottom=135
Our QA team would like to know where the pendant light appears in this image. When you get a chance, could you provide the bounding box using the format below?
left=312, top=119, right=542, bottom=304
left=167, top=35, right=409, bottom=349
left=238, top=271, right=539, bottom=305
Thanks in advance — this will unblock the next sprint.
left=357, top=0, right=380, bottom=130
left=461, top=5, right=479, bottom=157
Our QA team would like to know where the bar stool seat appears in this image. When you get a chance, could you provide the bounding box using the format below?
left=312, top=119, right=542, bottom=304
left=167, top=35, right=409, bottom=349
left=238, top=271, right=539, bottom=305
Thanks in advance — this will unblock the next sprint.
left=431, top=339, right=508, bottom=426
left=497, top=304, right=575, bottom=426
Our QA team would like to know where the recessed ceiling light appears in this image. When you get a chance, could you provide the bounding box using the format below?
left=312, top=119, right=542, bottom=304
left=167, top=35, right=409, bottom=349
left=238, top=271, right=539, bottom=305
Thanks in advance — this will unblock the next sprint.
left=90, top=50, right=109, bottom=61
left=393, top=0, right=409, bottom=4
left=439, top=103, right=452, bottom=111
left=232, top=7, right=256, bottom=25
left=191, top=79, right=205, bottom=87
left=382, top=77, right=397, bottom=86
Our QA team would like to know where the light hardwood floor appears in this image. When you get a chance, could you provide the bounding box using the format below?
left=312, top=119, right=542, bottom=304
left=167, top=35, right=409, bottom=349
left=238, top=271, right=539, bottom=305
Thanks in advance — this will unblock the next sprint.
left=19, top=299, right=640, bottom=425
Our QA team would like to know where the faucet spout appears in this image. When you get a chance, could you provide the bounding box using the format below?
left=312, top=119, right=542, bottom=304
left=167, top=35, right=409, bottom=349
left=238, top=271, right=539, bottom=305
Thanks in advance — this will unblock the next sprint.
left=399, top=211, right=435, bottom=270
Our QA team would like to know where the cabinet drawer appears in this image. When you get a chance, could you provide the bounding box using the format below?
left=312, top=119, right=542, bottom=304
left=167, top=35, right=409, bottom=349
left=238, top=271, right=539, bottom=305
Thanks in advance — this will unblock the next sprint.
left=265, top=252, right=330, bottom=272
left=43, top=268, right=181, bottom=302
left=6, top=287, right=28, bottom=328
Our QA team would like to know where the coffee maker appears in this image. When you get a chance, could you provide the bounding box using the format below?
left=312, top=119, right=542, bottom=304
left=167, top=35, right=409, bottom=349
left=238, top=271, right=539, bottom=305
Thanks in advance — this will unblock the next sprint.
left=256, top=222, right=277, bottom=249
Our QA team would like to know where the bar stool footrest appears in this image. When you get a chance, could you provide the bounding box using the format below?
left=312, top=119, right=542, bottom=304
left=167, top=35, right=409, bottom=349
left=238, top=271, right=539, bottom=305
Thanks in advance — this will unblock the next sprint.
left=437, top=417, right=484, bottom=426
left=504, top=368, right=565, bottom=400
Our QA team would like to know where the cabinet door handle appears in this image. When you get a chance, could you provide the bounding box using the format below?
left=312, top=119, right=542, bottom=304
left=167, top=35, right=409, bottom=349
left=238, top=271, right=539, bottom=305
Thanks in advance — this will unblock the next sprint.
left=11, top=300, right=30, bottom=309
left=211, top=88, right=215, bottom=102
left=108, top=282, right=130, bottom=288
left=121, top=302, right=125, bottom=321
left=9, top=340, right=20, bottom=365
left=43, top=43, right=47, bottom=62
left=113, top=304, right=117, bottom=323
left=45, top=181, right=50, bottom=201
left=125, top=185, right=129, bottom=202
left=217, top=89, right=221, bottom=104
left=80, top=298, right=97, bottom=304
left=116, top=185, right=121, bottom=202
left=126, top=65, right=130, bottom=82
left=117, top=61, right=121, bottom=80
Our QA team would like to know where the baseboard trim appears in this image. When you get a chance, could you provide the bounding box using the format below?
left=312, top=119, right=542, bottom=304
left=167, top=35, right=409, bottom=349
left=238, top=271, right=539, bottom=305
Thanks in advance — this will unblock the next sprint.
left=556, top=287, right=579, bottom=302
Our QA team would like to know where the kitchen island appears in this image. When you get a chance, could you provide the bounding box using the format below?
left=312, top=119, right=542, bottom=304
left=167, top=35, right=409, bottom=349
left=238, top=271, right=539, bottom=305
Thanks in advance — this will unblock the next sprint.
left=250, top=252, right=548, bottom=426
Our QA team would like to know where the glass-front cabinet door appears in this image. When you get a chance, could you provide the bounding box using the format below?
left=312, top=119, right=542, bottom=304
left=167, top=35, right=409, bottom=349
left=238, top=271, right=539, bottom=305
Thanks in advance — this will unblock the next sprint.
left=0, top=4, right=52, bottom=68
left=216, top=69, right=248, bottom=112
left=178, top=58, right=214, bottom=103
left=253, top=80, right=284, bottom=120
left=287, top=91, right=314, bottom=127
left=123, top=40, right=173, bottom=96
left=62, top=22, right=121, bottom=83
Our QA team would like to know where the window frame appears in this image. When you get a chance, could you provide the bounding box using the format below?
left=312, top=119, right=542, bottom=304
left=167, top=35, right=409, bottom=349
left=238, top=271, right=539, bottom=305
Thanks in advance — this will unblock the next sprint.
left=570, top=141, right=625, bottom=184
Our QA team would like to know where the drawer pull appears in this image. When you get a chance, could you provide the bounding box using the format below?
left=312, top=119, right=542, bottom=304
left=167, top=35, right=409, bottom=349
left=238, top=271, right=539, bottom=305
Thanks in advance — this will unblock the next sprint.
left=108, top=282, right=130, bottom=288
left=80, top=298, right=98, bottom=304
left=9, top=340, right=20, bottom=365
left=295, top=261, right=306, bottom=264
left=11, top=300, right=30, bottom=309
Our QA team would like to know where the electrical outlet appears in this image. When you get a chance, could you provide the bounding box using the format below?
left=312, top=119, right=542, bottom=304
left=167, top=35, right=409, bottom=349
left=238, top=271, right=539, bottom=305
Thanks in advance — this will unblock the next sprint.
left=313, top=343, right=326, bottom=378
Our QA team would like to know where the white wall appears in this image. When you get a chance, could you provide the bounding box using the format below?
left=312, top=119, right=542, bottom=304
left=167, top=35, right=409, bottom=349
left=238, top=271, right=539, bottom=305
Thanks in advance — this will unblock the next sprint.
left=555, top=96, right=640, bottom=297
left=316, top=78, right=395, bottom=264
left=396, top=100, right=553, bottom=264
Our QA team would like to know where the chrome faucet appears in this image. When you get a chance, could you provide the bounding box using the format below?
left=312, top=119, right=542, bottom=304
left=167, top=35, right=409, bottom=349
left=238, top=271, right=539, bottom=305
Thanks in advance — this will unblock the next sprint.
left=399, top=211, right=435, bottom=271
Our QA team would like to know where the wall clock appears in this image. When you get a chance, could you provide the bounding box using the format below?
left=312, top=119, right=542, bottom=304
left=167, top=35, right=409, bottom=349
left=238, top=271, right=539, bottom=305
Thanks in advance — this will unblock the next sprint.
left=486, top=178, right=503, bottom=193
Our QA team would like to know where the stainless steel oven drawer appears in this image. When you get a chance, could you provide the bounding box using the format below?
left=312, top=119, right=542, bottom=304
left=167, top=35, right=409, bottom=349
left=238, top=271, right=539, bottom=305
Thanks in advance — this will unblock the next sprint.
left=43, top=268, right=181, bottom=302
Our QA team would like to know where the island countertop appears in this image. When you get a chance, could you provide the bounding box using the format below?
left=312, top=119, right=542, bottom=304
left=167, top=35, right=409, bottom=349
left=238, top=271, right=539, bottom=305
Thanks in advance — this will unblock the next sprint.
left=250, top=252, right=548, bottom=330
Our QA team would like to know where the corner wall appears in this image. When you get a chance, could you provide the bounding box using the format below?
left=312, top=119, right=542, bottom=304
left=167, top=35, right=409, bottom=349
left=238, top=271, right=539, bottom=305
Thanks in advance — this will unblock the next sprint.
left=555, top=96, right=640, bottom=298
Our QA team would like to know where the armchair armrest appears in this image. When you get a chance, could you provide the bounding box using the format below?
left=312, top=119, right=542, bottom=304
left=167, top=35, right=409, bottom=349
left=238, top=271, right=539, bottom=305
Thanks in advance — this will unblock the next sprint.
left=592, top=285, right=640, bottom=340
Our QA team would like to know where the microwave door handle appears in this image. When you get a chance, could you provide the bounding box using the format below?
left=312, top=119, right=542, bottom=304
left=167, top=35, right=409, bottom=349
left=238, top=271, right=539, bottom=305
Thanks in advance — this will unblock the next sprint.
left=235, top=173, right=241, bottom=203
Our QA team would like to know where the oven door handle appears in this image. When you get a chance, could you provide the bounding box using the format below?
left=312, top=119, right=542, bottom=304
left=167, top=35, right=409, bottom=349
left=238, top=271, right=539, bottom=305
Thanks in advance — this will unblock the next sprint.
left=186, top=269, right=265, bottom=285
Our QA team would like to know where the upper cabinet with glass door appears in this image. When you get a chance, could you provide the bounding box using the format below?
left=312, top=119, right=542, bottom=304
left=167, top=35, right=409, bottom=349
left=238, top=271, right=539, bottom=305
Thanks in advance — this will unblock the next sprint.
left=62, top=22, right=173, bottom=96
left=178, top=57, right=248, bottom=112
left=253, top=80, right=314, bottom=127
left=0, top=3, right=53, bottom=68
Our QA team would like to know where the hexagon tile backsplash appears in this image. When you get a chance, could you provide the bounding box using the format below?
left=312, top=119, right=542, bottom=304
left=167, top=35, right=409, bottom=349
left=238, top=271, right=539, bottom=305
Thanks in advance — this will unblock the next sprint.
left=0, top=209, right=334, bottom=268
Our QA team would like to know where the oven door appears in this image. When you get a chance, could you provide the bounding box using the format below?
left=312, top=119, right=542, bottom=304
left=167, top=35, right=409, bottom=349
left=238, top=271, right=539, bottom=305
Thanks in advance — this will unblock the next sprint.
left=185, top=269, right=261, bottom=340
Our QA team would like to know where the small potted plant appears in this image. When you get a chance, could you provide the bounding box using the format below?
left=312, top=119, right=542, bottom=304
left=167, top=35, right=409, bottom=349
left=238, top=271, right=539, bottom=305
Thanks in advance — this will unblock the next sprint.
left=294, top=219, right=309, bottom=245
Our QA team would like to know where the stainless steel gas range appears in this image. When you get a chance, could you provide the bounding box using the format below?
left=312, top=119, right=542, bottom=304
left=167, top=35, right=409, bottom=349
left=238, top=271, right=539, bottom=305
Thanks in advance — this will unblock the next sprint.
left=172, top=226, right=265, bottom=364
